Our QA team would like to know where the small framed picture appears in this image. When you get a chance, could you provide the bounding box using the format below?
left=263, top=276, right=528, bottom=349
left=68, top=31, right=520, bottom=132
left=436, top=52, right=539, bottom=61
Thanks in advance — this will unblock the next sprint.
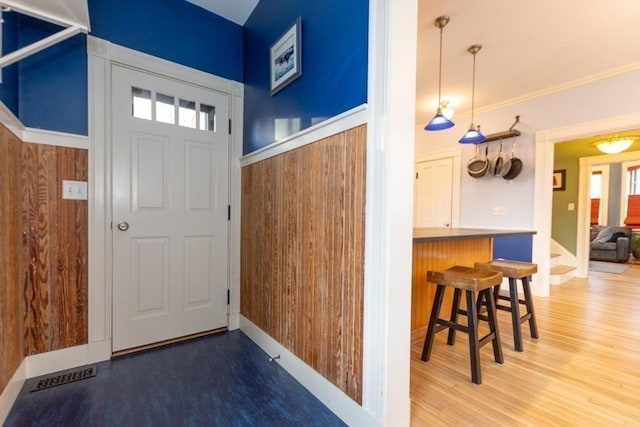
left=270, top=17, right=302, bottom=95
left=553, top=169, right=566, bottom=191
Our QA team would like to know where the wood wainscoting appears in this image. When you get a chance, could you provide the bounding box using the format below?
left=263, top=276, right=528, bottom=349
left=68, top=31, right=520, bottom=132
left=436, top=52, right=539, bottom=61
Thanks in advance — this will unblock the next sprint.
left=240, top=125, right=366, bottom=403
left=0, top=121, right=88, bottom=393
left=411, top=238, right=492, bottom=333
left=22, top=143, right=88, bottom=355
left=0, top=124, right=24, bottom=394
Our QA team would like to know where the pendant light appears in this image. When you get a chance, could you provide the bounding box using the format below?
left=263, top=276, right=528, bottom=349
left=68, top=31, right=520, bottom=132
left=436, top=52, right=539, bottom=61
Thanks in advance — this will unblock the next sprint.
left=424, top=16, right=454, bottom=131
left=459, top=44, right=486, bottom=144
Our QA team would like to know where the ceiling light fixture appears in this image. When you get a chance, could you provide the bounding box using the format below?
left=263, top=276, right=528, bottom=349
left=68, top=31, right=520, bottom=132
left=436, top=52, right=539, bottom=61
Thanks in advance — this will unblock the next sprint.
left=593, top=137, right=636, bottom=154
left=458, top=44, right=486, bottom=144
left=424, top=15, right=454, bottom=131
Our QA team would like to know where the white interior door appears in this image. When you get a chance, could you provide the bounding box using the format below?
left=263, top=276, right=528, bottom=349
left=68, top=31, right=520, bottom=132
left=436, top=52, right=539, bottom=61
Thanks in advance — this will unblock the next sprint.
left=111, top=65, right=229, bottom=352
left=414, top=157, right=454, bottom=227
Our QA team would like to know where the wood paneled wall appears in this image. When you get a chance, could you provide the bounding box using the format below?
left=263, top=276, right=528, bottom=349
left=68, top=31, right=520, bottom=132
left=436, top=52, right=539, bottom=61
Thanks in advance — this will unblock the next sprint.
left=22, top=143, right=88, bottom=355
left=411, top=238, right=492, bottom=332
left=0, top=124, right=24, bottom=393
left=1, top=121, right=88, bottom=394
left=241, top=125, right=366, bottom=403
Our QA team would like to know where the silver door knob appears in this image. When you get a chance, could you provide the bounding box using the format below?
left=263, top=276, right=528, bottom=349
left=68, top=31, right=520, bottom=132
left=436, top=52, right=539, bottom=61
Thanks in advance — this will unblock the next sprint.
left=117, top=221, right=129, bottom=231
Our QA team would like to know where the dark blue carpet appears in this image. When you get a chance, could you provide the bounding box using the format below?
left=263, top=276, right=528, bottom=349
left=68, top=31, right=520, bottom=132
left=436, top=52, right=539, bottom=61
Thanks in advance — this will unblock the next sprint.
left=5, top=330, right=346, bottom=427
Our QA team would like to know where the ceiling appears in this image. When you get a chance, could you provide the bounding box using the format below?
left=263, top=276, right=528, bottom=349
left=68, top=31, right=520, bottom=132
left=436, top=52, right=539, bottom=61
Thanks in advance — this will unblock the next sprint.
left=416, top=0, right=640, bottom=128
left=185, top=0, right=259, bottom=25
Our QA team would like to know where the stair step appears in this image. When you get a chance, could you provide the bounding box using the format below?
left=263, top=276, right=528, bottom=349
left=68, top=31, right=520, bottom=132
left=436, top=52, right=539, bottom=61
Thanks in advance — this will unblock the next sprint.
left=550, top=265, right=576, bottom=275
left=551, top=253, right=561, bottom=259
left=550, top=264, right=576, bottom=285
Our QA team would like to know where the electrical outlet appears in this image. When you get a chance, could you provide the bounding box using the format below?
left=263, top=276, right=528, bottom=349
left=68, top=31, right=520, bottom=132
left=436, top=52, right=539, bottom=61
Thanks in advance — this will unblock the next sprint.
left=492, top=206, right=506, bottom=216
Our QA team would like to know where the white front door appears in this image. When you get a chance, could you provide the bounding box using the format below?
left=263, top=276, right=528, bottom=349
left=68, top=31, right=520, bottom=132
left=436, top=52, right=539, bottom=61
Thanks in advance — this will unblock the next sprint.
left=111, top=65, right=229, bottom=352
left=414, top=157, right=454, bottom=227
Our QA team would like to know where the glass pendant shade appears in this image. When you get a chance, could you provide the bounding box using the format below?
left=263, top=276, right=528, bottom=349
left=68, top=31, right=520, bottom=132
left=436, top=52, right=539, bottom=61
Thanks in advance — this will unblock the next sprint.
left=425, top=108, right=454, bottom=130
left=459, top=44, right=484, bottom=144
left=425, top=16, right=454, bottom=131
left=458, top=125, right=486, bottom=144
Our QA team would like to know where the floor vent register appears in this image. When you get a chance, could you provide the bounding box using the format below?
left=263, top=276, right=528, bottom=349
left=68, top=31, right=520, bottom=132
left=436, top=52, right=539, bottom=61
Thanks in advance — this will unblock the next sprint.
left=31, top=366, right=97, bottom=392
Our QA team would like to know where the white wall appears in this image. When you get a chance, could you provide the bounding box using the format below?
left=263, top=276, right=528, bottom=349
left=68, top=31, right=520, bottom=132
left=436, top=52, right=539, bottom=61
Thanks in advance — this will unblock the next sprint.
left=415, top=68, right=640, bottom=229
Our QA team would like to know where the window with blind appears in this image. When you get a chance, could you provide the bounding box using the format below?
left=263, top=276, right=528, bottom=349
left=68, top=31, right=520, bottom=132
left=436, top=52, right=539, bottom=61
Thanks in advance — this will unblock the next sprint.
left=624, top=164, right=640, bottom=228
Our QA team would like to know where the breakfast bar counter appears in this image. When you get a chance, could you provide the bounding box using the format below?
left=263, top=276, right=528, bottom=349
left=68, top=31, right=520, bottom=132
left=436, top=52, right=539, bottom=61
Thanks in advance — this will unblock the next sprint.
left=411, top=227, right=536, bottom=333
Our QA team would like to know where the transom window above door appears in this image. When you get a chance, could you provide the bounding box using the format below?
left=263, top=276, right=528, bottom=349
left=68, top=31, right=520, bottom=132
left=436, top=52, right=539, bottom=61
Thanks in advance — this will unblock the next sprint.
left=132, top=86, right=216, bottom=131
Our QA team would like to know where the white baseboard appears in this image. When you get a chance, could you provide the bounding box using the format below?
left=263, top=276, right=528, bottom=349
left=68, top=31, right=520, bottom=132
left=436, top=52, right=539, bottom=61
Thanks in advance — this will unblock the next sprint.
left=25, top=340, right=111, bottom=379
left=0, top=340, right=112, bottom=423
left=228, top=312, right=240, bottom=330
left=239, top=315, right=379, bottom=427
left=0, top=359, right=26, bottom=426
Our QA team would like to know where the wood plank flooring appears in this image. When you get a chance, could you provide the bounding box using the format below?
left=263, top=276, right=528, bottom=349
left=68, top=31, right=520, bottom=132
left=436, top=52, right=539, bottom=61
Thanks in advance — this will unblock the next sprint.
left=411, top=265, right=640, bottom=426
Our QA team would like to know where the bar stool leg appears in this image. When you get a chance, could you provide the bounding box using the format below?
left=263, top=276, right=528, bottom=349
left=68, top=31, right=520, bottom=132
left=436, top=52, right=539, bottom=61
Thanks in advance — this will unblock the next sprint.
left=508, top=277, right=523, bottom=352
left=483, top=288, right=504, bottom=364
left=465, top=290, right=482, bottom=384
left=521, top=276, right=539, bottom=339
left=422, top=284, right=446, bottom=362
left=447, top=288, right=462, bottom=346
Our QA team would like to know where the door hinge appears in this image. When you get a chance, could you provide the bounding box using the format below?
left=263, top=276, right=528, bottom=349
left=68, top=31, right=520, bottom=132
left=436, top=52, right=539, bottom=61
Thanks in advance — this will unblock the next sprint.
left=416, top=172, right=419, bottom=179
left=227, top=289, right=230, bottom=305
left=227, top=205, right=231, bottom=221
left=228, top=119, right=232, bottom=135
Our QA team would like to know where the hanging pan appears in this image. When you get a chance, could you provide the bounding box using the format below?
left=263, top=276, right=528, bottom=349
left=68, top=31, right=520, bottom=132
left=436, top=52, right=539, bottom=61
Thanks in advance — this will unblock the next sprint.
left=502, top=138, right=523, bottom=180
left=490, top=140, right=510, bottom=177
left=467, top=144, right=489, bottom=178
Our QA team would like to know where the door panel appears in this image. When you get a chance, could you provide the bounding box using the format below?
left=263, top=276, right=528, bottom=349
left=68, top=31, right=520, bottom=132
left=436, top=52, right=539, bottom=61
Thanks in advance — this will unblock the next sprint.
left=111, top=65, right=229, bottom=351
left=414, top=157, right=454, bottom=227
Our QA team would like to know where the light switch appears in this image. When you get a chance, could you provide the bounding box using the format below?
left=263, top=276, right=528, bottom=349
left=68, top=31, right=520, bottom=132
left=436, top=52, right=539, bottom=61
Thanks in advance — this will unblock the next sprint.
left=62, top=180, right=88, bottom=200
left=568, top=203, right=575, bottom=211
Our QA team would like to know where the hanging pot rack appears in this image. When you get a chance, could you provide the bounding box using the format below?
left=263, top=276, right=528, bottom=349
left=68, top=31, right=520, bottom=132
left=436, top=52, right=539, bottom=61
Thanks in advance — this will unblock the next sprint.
left=482, top=115, right=521, bottom=143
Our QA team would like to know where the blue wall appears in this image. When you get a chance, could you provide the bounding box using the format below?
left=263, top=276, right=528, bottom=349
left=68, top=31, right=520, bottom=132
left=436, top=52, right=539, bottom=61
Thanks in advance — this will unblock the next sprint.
left=89, top=0, right=243, bottom=82
left=0, top=0, right=243, bottom=135
left=18, top=16, right=87, bottom=135
left=243, top=0, right=368, bottom=154
left=0, top=11, right=18, bottom=115
left=493, top=235, right=533, bottom=262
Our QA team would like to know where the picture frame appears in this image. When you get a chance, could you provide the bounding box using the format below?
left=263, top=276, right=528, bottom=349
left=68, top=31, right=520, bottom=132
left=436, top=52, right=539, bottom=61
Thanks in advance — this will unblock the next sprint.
left=270, top=17, right=302, bottom=95
left=553, top=169, right=566, bottom=191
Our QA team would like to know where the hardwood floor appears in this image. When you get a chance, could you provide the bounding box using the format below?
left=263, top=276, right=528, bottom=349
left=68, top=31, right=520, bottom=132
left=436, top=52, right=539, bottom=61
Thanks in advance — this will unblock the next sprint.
left=411, top=265, right=640, bottom=426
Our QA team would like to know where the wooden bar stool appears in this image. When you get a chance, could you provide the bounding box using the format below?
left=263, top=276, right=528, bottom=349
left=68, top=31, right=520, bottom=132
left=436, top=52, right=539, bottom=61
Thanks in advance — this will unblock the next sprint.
left=475, top=259, right=539, bottom=352
left=421, top=266, right=504, bottom=384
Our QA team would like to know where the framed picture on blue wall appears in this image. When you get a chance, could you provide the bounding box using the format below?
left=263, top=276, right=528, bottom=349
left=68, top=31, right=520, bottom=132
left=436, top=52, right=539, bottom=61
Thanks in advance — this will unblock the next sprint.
left=270, top=17, right=302, bottom=95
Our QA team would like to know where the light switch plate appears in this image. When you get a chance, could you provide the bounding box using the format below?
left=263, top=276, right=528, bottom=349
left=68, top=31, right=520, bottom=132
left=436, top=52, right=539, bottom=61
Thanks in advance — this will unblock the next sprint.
left=62, top=180, right=88, bottom=200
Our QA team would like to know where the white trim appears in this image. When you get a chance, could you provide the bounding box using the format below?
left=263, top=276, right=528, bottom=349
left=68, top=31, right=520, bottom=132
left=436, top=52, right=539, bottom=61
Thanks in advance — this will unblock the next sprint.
left=239, top=104, right=367, bottom=166
left=239, top=316, right=379, bottom=427
left=0, top=0, right=90, bottom=30
left=475, top=63, right=640, bottom=116
left=550, top=238, right=577, bottom=268
left=0, top=25, right=84, bottom=69
left=414, top=147, right=462, bottom=228
left=363, top=0, right=416, bottom=425
left=0, top=359, right=25, bottom=426
left=0, top=101, right=89, bottom=148
left=533, top=112, right=640, bottom=295
left=22, top=127, right=88, bottom=149
left=87, top=36, right=244, bottom=351
left=0, top=340, right=110, bottom=424
left=0, top=100, right=23, bottom=137
left=591, top=165, right=610, bottom=226
left=24, top=341, right=111, bottom=379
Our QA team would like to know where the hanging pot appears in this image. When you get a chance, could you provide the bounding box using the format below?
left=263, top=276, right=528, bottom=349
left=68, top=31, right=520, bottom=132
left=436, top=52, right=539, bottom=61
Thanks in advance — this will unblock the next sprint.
left=490, top=140, right=510, bottom=177
left=503, top=139, right=523, bottom=180
left=467, top=144, right=489, bottom=178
